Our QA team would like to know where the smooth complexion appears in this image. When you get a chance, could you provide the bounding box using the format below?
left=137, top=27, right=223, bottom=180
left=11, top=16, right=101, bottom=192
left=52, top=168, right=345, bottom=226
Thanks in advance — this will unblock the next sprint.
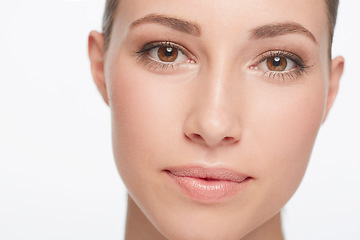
left=89, top=0, right=344, bottom=239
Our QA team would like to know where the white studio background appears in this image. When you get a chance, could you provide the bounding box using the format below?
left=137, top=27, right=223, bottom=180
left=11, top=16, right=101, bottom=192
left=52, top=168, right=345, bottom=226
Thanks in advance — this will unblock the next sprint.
left=0, top=1, right=359, bottom=240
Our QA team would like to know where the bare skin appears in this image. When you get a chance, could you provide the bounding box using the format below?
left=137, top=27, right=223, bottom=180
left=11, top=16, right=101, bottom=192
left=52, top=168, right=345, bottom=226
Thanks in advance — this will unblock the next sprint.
left=125, top=197, right=284, bottom=240
left=89, top=0, right=344, bottom=239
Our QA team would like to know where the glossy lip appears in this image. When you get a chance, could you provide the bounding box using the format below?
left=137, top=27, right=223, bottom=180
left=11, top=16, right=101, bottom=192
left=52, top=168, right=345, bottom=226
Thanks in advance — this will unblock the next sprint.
left=164, top=166, right=252, bottom=204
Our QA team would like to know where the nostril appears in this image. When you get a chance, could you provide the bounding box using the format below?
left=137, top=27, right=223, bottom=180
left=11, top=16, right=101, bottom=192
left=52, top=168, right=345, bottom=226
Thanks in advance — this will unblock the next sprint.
left=223, top=136, right=238, bottom=144
left=192, top=133, right=203, bottom=141
left=186, top=133, right=205, bottom=142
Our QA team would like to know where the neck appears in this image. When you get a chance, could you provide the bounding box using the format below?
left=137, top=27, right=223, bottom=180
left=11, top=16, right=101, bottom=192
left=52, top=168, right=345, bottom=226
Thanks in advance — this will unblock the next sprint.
left=125, top=196, right=166, bottom=240
left=242, top=212, right=284, bottom=240
left=125, top=195, right=284, bottom=240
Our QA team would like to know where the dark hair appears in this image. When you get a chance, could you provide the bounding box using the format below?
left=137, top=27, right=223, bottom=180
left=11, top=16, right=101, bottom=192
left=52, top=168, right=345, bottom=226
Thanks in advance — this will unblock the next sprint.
left=102, top=0, right=339, bottom=54
left=325, top=0, right=340, bottom=57
left=102, top=0, right=120, bottom=52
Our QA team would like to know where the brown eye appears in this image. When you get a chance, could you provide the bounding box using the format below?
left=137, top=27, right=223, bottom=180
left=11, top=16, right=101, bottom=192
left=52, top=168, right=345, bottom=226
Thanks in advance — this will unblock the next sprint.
left=157, top=46, right=179, bottom=62
left=266, top=56, right=287, bottom=71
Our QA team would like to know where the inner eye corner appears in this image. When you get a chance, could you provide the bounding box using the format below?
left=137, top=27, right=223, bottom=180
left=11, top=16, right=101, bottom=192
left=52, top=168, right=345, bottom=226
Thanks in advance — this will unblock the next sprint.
left=249, top=64, right=259, bottom=70
left=187, top=58, right=196, bottom=64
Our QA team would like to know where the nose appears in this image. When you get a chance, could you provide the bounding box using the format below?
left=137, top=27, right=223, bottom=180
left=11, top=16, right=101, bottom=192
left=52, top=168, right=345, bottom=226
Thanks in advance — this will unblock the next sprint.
left=183, top=68, right=242, bottom=148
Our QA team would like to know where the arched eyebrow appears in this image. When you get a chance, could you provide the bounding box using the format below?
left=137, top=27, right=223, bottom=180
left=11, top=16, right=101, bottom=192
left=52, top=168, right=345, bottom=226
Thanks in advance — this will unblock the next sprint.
left=129, top=14, right=201, bottom=37
left=129, top=16, right=316, bottom=44
left=250, top=22, right=318, bottom=44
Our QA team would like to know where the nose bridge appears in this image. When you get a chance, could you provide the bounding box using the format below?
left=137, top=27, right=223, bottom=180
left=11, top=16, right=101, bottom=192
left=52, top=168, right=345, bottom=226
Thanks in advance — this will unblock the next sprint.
left=199, top=62, right=232, bottom=119
left=184, top=57, right=242, bottom=147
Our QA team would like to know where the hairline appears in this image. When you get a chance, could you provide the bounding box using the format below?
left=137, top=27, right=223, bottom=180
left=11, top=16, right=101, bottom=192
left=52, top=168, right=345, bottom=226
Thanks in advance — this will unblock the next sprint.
left=102, top=0, right=339, bottom=59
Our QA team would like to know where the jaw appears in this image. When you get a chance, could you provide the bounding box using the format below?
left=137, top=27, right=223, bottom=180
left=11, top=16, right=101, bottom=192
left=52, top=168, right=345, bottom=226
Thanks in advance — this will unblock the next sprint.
left=125, top=193, right=284, bottom=240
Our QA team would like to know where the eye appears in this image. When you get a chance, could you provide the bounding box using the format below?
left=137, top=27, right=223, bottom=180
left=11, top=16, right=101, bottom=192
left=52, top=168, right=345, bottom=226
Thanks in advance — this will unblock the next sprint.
left=258, top=56, right=297, bottom=72
left=135, top=41, right=196, bottom=72
left=147, top=45, right=189, bottom=63
left=155, top=46, right=178, bottom=62
left=249, top=50, right=312, bottom=82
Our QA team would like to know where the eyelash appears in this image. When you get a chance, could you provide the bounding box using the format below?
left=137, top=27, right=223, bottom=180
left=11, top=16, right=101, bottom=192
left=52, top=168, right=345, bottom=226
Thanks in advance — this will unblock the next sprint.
left=135, top=42, right=312, bottom=81
left=135, top=41, right=194, bottom=71
left=253, top=50, right=312, bottom=82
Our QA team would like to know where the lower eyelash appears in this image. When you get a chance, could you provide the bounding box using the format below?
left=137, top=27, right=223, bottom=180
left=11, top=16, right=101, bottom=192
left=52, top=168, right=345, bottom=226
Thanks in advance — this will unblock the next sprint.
left=135, top=42, right=188, bottom=71
left=136, top=44, right=312, bottom=79
left=257, top=50, right=312, bottom=82
left=265, top=69, right=305, bottom=82
left=137, top=55, right=177, bottom=71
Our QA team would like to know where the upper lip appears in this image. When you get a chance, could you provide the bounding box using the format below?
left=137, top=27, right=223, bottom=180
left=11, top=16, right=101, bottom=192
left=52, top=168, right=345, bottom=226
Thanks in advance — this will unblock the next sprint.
left=165, top=166, right=249, bottom=183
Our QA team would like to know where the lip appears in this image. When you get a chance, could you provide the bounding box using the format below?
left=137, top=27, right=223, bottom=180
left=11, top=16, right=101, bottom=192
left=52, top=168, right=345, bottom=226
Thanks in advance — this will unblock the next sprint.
left=164, top=166, right=251, bottom=203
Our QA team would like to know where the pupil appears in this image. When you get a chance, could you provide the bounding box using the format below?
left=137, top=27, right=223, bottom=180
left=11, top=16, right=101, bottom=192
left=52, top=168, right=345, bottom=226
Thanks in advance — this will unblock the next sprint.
left=165, top=47, right=173, bottom=57
left=273, top=57, right=281, bottom=66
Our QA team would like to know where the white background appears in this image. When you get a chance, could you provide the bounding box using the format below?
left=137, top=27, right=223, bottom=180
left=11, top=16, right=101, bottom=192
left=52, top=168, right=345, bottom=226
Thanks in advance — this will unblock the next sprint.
left=0, top=0, right=359, bottom=239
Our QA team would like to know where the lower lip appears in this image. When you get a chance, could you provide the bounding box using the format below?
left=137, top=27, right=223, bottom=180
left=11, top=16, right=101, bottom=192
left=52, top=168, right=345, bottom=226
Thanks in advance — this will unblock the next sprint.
left=165, top=171, right=250, bottom=203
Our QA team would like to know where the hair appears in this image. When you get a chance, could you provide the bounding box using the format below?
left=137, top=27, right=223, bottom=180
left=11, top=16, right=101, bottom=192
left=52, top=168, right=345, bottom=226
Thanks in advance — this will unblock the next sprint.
left=325, top=0, right=340, bottom=57
left=102, top=0, right=339, bottom=55
left=102, top=0, right=119, bottom=52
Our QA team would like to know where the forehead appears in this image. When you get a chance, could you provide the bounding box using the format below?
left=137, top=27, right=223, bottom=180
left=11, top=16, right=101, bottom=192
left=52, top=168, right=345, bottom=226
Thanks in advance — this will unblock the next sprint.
left=117, top=1, right=326, bottom=28
left=113, top=0, right=329, bottom=53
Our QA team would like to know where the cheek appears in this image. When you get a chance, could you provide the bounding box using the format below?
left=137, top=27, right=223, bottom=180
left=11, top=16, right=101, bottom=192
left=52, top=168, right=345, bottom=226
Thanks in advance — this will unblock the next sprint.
left=245, top=77, right=327, bottom=202
left=106, top=57, right=184, bottom=198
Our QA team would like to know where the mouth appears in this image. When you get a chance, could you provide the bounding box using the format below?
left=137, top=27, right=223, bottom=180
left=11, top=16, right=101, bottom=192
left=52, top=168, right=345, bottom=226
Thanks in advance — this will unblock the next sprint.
left=164, top=166, right=252, bottom=203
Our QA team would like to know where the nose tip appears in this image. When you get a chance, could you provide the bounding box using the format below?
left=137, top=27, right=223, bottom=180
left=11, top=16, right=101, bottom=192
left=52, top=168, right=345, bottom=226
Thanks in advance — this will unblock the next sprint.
left=184, top=111, right=241, bottom=147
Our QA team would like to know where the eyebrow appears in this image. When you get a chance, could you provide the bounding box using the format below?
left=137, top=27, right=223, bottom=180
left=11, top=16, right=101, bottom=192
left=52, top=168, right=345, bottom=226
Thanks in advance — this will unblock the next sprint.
left=129, top=14, right=201, bottom=37
left=250, top=22, right=317, bottom=44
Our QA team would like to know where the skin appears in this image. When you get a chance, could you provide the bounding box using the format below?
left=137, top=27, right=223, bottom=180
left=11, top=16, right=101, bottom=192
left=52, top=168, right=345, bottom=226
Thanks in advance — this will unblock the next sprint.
left=88, top=0, right=344, bottom=239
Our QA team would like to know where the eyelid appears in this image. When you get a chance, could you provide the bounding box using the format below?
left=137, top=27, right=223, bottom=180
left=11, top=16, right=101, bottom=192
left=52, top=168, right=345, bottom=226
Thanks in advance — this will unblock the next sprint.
left=251, top=50, right=305, bottom=68
left=135, top=41, right=197, bottom=72
left=248, top=49, right=313, bottom=81
left=136, top=41, right=195, bottom=62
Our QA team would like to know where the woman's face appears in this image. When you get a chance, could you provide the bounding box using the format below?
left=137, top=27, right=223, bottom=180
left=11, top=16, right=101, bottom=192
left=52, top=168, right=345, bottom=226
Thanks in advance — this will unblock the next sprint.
left=90, top=0, right=343, bottom=239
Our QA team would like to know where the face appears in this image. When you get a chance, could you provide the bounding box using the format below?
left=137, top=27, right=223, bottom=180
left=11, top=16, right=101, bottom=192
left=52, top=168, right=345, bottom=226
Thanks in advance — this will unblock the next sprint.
left=89, top=0, right=343, bottom=239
